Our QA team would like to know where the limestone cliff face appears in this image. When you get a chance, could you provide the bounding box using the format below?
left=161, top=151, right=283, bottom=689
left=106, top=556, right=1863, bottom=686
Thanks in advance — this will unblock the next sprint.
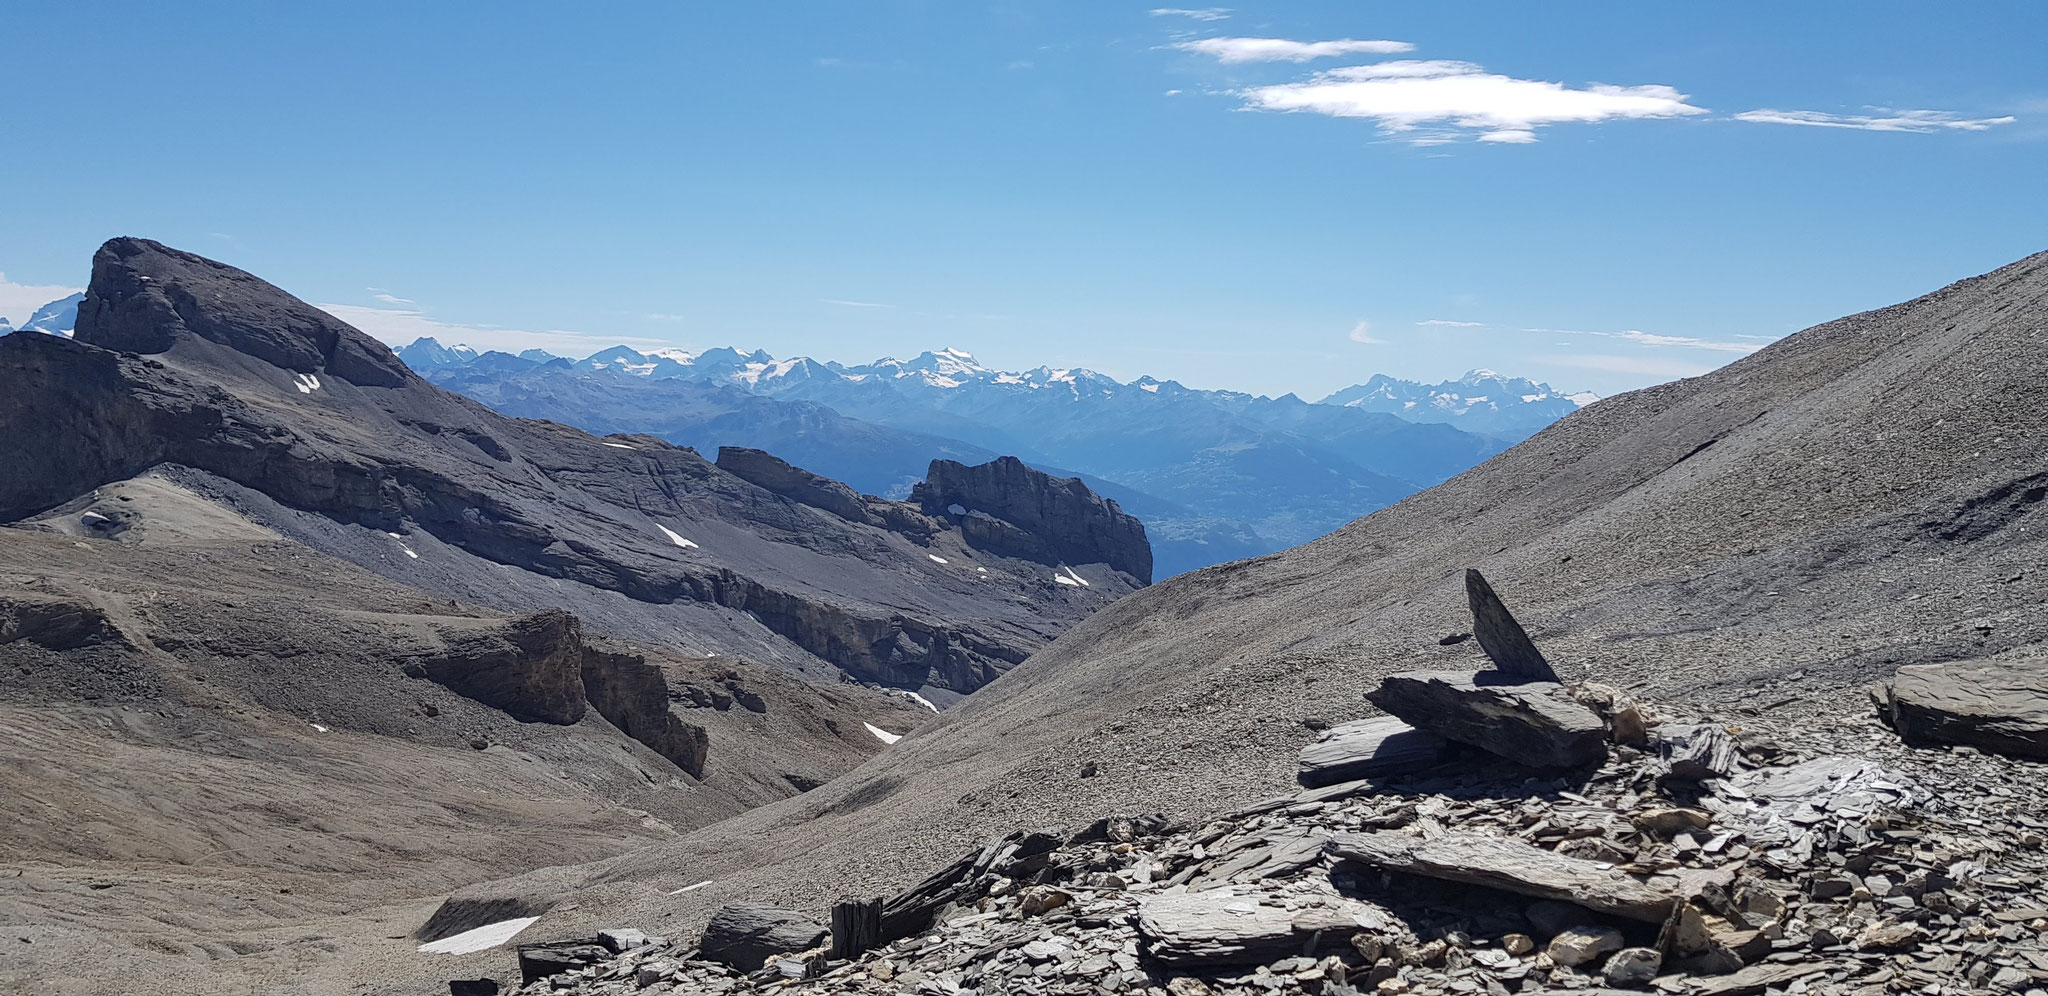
left=914, top=456, right=1153, bottom=584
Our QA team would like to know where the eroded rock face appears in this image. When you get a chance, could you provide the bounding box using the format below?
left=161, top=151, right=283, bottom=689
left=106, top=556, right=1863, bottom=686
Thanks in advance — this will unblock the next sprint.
left=580, top=647, right=710, bottom=777
left=419, top=611, right=587, bottom=725
left=0, top=593, right=124, bottom=650
left=914, top=456, right=1152, bottom=584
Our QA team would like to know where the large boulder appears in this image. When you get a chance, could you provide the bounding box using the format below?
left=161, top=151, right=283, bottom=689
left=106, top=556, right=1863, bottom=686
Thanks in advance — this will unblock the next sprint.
left=1367, top=670, right=1607, bottom=769
left=1875, top=652, right=2048, bottom=760
left=697, top=905, right=828, bottom=972
left=1326, top=832, right=1677, bottom=922
left=912, top=456, right=1152, bottom=584
left=1296, top=716, right=1448, bottom=787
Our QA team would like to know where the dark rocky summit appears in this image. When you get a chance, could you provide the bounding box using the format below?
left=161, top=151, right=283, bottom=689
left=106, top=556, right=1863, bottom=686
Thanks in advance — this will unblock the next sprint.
left=914, top=455, right=1153, bottom=584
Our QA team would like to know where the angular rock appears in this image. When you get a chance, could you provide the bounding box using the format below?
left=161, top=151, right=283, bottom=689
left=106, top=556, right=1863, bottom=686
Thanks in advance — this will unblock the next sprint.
left=1464, top=569, right=1559, bottom=683
left=1326, top=832, right=1677, bottom=922
left=579, top=646, right=710, bottom=777
left=1658, top=724, right=1741, bottom=780
left=1296, top=716, right=1449, bottom=787
left=1548, top=925, right=1625, bottom=966
left=516, top=942, right=608, bottom=984
left=448, top=981, right=500, bottom=996
left=1136, top=890, right=1391, bottom=967
left=1366, top=671, right=1607, bottom=769
left=697, top=905, right=828, bottom=972
left=1875, top=653, right=2048, bottom=760
left=418, top=611, right=587, bottom=725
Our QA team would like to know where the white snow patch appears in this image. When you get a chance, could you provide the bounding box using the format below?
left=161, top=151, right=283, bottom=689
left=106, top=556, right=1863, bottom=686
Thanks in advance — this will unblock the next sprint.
left=1061, top=565, right=1092, bottom=587
left=602, top=442, right=636, bottom=449
left=976, top=566, right=987, bottom=573
left=1054, top=574, right=1081, bottom=587
left=402, top=547, right=418, bottom=559
left=897, top=690, right=940, bottom=713
left=655, top=524, right=699, bottom=549
left=417, top=916, right=541, bottom=955
left=292, top=373, right=321, bottom=394
left=927, top=554, right=949, bottom=564
left=865, top=722, right=903, bottom=744
left=309, top=723, right=328, bottom=732
left=1139, top=382, right=1160, bottom=392
left=1521, top=394, right=1547, bottom=403
left=666, top=880, right=713, bottom=896
left=1567, top=391, right=1601, bottom=407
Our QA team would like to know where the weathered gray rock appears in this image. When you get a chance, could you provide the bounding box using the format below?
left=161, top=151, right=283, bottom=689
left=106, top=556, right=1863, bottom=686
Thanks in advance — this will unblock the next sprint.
left=1326, top=832, right=1677, bottom=922
left=579, top=646, right=710, bottom=777
left=1296, top=716, right=1448, bottom=787
left=1464, top=569, right=1559, bottom=683
left=1659, top=724, right=1741, bottom=779
left=516, top=942, right=608, bottom=984
left=1136, top=890, right=1391, bottom=967
left=1875, top=652, right=2048, bottom=760
left=1602, top=946, right=1662, bottom=987
left=1366, top=670, right=1607, bottom=769
left=697, top=905, right=828, bottom=972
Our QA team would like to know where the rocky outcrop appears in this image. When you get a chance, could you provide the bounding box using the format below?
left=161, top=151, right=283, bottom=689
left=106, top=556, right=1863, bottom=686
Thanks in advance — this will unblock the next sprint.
left=913, top=456, right=1152, bottom=584
left=580, top=647, right=710, bottom=777
left=0, top=593, right=124, bottom=650
left=1465, top=568, right=1559, bottom=683
left=1135, top=891, right=1391, bottom=967
left=1875, top=652, right=2048, bottom=760
left=1325, top=831, right=1678, bottom=922
left=697, top=905, right=828, bottom=971
left=715, top=447, right=877, bottom=525
left=416, top=612, right=588, bottom=725
left=1367, top=670, right=1608, bottom=770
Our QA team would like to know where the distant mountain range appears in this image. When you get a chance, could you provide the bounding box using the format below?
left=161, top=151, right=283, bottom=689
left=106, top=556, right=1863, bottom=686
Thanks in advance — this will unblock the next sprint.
left=0, top=291, right=81, bottom=337
left=396, top=339, right=1597, bottom=576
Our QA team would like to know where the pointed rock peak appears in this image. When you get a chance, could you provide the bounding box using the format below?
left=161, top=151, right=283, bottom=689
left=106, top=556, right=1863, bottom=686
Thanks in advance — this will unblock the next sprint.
left=1464, top=568, right=1560, bottom=684
left=75, top=237, right=411, bottom=388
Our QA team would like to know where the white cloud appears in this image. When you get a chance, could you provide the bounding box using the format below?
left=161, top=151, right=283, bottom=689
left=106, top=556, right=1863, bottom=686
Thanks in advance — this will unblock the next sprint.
left=1418, top=319, right=1485, bottom=327
left=1238, top=60, right=1706, bottom=143
left=821, top=298, right=893, bottom=309
left=0, top=273, right=84, bottom=326
left=644, top=312, right=687, bottom=323
left=1347, top=320, right=1384, bottom=344
left=371, top=292, right=415, bottom=306
left=1735, top=107, right=2015, bottom=133
left=1610, top=329, right=1761, bottom=353
left=317, top=302, right=671, bottom=358
left=1150, top=7, right=1231, bottom=20
left=1544, top=354, right=1716, bottom=378
left=1176, top=37, right=1414, bottom=63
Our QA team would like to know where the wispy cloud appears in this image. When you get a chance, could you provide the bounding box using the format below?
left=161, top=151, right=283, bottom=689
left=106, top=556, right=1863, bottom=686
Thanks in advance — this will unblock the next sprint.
left=1734, top=107, right=2015, bottom=133
left=821, top=298, right=894, bottom=309
left=1235, top=59, right=1706, bottom=144
left=1347, top=320, right=1384, bottom=344
left=1176, top=37, right=1414, bottom=63
left=1149, top=7, right=1230, bottom=20
left=644, top=312, right=687, bottom=323
left=371, top=291, right=415, bottom=306
left=1521, top=326, right=1767, bottom=354
left=0, top=272, right=83, bottom=326
left=318, top=302, right=670, bottom=358
left=1418, top=318, right=1486, bottom=327
left=1544, top=354, right=1716, bottom=378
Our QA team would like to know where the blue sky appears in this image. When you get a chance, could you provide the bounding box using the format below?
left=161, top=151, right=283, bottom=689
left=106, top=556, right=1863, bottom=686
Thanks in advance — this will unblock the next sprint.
left=4, top=2, right=2043, bottom=398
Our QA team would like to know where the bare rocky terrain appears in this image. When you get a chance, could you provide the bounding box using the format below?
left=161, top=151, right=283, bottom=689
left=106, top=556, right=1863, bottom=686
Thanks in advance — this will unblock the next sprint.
left=404, top=250, right=2048, bottom=991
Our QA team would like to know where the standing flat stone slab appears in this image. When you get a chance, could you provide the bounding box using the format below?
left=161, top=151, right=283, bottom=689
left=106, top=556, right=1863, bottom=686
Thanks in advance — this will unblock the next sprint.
left=1297, top=716, right=1449, bottom=787
left=1326, top=831, right=1677, bottom=922
left=1659, top=724, right=1742, bottom=779
left=1876, top=653, right=2048, bottom=760
left=1465, top=569, right=1560, bottom=684
left=1367, top=670, right=1607, bottom=769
